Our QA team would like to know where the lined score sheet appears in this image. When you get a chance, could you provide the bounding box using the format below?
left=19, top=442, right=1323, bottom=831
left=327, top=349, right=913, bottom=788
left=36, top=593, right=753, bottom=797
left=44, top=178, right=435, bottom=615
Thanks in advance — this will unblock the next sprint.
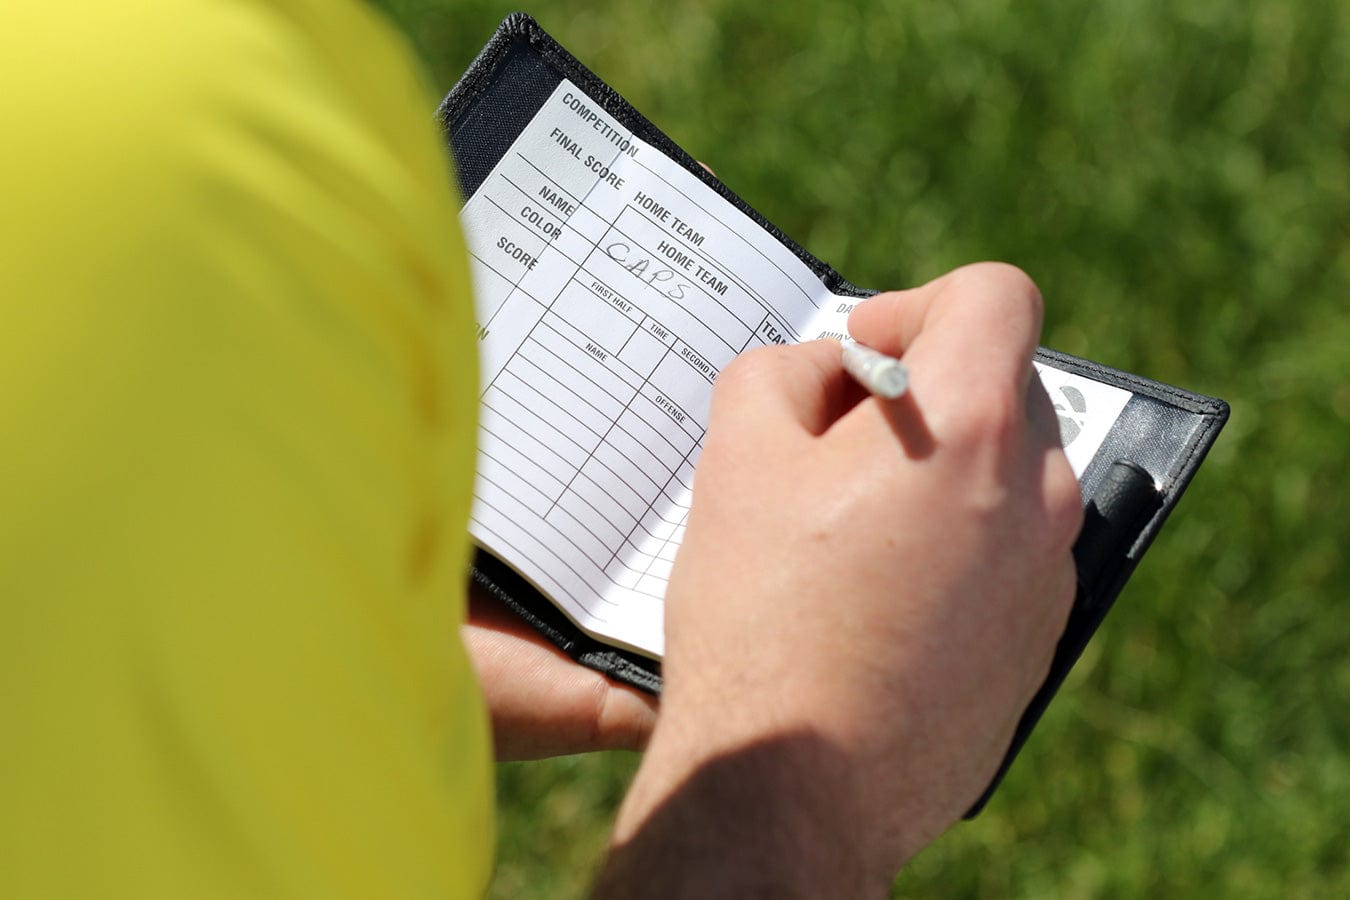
left=460, top=81, right=1130, bottom=656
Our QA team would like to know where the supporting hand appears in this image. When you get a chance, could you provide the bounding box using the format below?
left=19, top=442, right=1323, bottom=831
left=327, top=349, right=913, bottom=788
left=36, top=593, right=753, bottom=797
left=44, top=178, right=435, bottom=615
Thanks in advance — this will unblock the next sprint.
left=463, top=582, right=657, bottom=760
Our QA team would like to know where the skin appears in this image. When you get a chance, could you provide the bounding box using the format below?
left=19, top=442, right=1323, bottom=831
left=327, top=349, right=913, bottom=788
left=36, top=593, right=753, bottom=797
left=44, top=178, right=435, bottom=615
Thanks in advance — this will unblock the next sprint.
left=465, top=262, right=1082, bottom=894
left=463, top=583, right=657, bottom=760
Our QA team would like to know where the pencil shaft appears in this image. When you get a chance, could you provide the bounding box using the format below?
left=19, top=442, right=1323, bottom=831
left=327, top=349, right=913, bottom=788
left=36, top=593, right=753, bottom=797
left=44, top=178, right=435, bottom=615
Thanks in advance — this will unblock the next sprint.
left=841, top=343, right=909, bottom=399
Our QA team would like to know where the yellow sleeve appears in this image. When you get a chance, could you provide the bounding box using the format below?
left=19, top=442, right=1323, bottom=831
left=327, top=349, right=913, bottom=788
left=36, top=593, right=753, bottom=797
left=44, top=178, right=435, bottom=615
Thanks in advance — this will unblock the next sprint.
left=0, top=2, right=493, bottom=896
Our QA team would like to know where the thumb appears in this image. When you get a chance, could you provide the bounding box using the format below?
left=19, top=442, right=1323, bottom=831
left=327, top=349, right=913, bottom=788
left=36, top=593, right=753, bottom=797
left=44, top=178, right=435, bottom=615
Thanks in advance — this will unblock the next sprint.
left=709, top=340, right=857, bottom=437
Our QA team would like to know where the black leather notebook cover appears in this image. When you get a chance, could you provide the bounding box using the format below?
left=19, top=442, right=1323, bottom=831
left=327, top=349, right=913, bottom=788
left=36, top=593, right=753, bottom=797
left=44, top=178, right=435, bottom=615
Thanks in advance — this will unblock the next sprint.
left=438, top=13, right=1229, bottom=814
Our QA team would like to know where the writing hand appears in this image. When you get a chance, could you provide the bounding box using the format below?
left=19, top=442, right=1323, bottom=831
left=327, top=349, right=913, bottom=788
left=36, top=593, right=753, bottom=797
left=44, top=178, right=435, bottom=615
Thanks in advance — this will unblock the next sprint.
left=596, top=263, right=1082, bottom=896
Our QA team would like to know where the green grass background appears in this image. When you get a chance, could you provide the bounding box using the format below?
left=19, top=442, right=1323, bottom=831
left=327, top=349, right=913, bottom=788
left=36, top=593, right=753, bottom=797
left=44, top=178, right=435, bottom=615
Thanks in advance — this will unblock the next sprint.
left=375, top=1, right=1347, bottom=896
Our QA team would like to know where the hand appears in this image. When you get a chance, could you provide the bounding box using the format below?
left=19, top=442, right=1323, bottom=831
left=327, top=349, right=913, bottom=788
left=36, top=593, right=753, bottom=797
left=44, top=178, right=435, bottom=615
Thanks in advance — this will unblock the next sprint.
left=462, top=582, right=657, bottom=760
left=596, top=263, right=1082, bottom=896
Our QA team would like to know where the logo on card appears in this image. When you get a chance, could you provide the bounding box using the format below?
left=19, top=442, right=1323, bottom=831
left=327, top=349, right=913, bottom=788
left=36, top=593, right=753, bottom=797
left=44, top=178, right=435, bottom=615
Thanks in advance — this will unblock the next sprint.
left=1053, top=385, right=1087, bottom=447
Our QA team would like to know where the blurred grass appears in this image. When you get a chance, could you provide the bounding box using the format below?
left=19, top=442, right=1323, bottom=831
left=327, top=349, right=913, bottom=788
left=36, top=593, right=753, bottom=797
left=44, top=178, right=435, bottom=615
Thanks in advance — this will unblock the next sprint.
left=375, top=1, right=1348, bottom=896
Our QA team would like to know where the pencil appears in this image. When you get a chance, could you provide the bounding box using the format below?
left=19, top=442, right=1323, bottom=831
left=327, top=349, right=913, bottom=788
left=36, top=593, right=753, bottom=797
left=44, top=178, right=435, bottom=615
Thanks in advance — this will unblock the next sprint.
left=841, top=342, right=909, bottom=399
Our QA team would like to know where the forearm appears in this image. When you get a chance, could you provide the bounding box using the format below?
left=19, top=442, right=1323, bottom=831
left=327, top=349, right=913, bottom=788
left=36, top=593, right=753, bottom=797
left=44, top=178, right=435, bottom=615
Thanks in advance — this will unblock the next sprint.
left=593, top=728, right=891, bottom=899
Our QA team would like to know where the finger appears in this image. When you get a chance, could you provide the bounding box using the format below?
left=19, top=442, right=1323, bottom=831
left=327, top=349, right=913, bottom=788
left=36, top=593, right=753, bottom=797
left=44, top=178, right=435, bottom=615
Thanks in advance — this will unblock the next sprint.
left=846, top=286, right=933, bottom=357
left=708, top=339, right=860, bottom=437
left=464, top=618, right=658, bottom=760
left=848, top=262, right=1044, bottom=398
left=466, top=584, right=658, bottom=760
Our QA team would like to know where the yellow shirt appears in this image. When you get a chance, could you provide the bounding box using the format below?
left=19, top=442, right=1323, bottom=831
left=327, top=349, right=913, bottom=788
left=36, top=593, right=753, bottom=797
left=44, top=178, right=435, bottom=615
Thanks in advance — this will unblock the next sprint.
left=1, top=1, right=492, bottom=896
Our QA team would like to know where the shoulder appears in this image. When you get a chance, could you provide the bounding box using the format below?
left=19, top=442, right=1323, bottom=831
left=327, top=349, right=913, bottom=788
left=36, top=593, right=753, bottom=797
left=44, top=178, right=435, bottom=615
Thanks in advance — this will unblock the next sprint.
left=1, top=0, right=477, bottom=436
left=2, top=1, right=465, bottom=283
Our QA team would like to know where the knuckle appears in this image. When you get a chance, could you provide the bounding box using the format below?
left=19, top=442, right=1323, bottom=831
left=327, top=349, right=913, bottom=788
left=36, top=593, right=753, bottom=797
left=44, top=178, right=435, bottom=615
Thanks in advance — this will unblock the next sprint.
left=952, top=261, right=1044, bottom=321
left=590, top=676, right=649, bottom=752
left=717, top=345, right=784, bottom=388
left=958, top=261, right=1043, bottom=303
left=711, top=346, right=779, bottom=407
left=709, top=345, right=808, bottom=426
